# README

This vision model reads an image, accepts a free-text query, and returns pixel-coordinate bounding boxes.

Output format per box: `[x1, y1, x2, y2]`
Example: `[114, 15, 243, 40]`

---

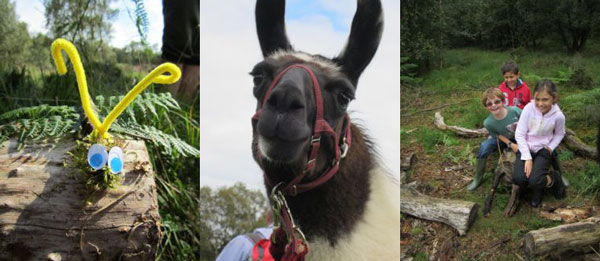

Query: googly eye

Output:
[108, 147, 124, 174]
[88, 144, 108, 170]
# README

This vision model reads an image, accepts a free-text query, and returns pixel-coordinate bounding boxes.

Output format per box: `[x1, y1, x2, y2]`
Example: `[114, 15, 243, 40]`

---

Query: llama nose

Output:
[266, 84, 305, 113]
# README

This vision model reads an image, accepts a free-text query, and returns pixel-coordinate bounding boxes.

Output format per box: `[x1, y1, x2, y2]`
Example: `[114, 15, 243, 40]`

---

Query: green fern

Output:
[111, 122, 199, 158]
[131, 0, 149, 44]
[0, 105, 79, 149]
[0, 92, 198, 159]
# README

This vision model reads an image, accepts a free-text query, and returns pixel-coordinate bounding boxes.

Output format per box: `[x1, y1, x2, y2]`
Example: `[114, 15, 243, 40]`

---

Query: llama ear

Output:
[336, 0, 383, 86]
[255, 0, 292, 57]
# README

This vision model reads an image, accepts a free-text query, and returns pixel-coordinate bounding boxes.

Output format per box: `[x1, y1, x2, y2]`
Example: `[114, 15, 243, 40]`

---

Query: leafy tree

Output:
[199, 183, 268, 260]
[552, 0, 600, 52]
[0, 0, 31, 69]
[44, 0, 117, 63]
[401, 0, 443, 74]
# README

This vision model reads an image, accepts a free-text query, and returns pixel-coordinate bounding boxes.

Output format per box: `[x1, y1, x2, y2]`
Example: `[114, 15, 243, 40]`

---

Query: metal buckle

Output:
[340, 137, 349, 158]
[310, 135, 321, 144]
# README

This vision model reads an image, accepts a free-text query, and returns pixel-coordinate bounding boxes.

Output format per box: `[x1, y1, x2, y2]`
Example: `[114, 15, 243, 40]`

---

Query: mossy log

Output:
[400, 186, 479, 236]
[524, 217, 600, 258]
[0, 138, 161, 260]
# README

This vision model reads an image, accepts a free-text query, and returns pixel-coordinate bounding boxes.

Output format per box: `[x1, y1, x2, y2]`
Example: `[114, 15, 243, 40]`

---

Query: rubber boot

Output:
[529, 188, 543, 208]
[467, 158, 486, 191]
[549, 171, 566, 199]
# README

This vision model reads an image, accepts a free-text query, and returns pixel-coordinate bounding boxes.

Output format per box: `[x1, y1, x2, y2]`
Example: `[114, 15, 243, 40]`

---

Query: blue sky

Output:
[14, 0, 164, 49]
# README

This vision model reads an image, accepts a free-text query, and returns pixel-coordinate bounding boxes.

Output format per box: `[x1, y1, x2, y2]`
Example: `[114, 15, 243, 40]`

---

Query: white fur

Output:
[269, 50, 342, 74]
[306, 165, 401, 260]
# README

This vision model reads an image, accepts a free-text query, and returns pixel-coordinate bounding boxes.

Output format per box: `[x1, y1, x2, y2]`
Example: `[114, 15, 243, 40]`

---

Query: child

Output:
[467, 88, 522, 190]
[513, 79, 566, 207]
[498, 60, 531, 109]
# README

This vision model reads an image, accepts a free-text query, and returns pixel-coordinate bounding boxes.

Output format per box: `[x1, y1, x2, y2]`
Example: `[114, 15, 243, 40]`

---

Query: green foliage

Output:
[0, 0, 31, 69]
[573, 162, 600, 196]
[558, 150, 575, 162]
[0, 105, 78, 148]
[131, 0, 149, 44]
[444, 144, 476, 166]
[401, 0, 443, 74]
[561, 88, 600, 127]
[199, 183, 268, 260]
[401, 57, 419, 86]
[415, 127, 458, 154]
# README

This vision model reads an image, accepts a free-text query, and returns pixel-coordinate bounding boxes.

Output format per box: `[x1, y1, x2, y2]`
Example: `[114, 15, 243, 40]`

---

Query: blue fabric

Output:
[477, 137, 500, 159]
[216, 227, 273, 261]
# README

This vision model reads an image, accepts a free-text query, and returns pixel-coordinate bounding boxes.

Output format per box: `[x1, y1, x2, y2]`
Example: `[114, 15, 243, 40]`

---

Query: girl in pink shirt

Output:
[513, 79, 566, 207]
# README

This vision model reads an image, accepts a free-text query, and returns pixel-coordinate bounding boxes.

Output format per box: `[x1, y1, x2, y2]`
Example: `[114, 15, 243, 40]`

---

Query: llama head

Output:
[251, 0, 383, 184]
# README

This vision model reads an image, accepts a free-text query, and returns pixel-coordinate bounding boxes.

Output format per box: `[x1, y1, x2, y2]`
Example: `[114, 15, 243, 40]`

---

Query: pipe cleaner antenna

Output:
[50, 38, 181, 141]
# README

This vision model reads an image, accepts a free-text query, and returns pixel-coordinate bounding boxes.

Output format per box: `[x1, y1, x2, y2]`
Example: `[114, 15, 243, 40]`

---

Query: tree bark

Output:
[0, 138, 161, 260]
[524, 217, 600, 258]
[400, 186, 479, 236]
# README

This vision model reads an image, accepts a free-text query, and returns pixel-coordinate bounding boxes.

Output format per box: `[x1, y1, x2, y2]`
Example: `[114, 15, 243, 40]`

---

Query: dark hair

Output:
[534, 79, 559, 103]
[501, 60, 519, 75]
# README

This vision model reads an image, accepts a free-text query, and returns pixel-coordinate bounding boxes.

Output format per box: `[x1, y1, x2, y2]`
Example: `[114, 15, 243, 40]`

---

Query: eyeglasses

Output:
[486, 99, 502, 107]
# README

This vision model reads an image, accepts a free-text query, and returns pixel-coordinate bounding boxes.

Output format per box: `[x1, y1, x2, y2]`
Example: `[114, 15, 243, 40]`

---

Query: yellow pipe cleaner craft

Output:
[51, 38, 181, 141]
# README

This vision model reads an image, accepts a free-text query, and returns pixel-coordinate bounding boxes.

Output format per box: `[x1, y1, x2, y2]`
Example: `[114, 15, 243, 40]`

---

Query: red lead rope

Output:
[251, 64, 352, 260]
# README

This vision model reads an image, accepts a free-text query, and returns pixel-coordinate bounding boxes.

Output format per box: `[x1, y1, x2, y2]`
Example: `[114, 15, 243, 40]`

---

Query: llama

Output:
[250, 0, 400, 259]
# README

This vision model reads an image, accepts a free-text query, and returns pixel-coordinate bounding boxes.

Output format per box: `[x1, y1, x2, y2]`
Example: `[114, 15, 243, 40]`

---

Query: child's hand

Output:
[545, 146, 552, 154]
[525, 160, 533, 178]
[510, 143, 518, 153]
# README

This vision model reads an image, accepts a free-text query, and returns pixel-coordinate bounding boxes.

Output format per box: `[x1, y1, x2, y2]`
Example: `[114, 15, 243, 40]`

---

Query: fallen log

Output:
[524, 216, 600, 258]
[0, 138, 161, 260]
[433, 112, 487, 138]
[434, 111, 598, 160]
[400, 185, 479, 236]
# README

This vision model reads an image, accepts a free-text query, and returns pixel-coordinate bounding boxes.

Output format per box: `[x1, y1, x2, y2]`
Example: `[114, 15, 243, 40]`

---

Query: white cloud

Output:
[14, 0, 47, 35]
[200, 0, 399, 193]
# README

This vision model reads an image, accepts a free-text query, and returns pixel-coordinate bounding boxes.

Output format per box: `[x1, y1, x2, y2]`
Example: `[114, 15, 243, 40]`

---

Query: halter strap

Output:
[252, 64, 351, 196]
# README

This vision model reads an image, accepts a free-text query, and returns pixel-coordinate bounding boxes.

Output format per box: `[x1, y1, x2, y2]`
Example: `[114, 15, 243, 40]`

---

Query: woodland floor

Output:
[400, 87, 600, 261]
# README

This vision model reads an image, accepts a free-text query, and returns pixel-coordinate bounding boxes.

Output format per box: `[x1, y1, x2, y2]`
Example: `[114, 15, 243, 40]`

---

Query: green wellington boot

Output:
[467, 158, 486, 191]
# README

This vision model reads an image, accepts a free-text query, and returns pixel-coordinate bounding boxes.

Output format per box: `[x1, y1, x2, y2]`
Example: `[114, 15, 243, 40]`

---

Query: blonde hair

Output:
[481, 88, 505, 107]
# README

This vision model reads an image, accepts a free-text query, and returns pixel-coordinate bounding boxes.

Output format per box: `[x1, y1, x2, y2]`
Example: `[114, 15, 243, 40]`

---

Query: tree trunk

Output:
[524, 217, 600, 258]
[400, 186, 479, 236]
[0, 138, 161, 260]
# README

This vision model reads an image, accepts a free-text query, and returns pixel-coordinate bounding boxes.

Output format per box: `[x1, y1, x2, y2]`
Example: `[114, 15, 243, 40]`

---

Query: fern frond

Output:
[111, 122, 199, 158]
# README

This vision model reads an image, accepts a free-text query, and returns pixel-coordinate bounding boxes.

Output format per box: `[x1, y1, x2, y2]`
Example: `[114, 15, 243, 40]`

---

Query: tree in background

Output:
[199, 183, 268, 260]
[44, 0, 117, 63]
[0, 0, 31, 69]
[401, 0, 443, 75]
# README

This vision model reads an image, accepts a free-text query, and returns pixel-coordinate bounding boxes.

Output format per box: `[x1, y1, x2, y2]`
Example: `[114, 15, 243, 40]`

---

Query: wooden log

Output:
[434, 111, 598, 160]
[401, 153, 417, 171]
[0, 138, 161, 260]
[563, 129, 598, 159]
[400, 185, 479, 236]
[524, 217, 600, 257]
[433, 112, 488, 138]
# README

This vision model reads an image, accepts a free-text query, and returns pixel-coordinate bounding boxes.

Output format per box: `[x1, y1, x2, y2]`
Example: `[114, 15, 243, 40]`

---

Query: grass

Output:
[402, 45, 600, 259]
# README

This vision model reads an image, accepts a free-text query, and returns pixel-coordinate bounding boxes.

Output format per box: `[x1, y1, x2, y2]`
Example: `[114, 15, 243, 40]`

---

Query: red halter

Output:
[251, 64, 352, 196]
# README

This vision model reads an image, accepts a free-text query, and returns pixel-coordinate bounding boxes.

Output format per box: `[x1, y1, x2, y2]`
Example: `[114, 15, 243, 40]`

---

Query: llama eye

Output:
[338, 92, 354, 108]
[88, 144, 108, 170]
[249, 71, 265, 86]
[108, 147, 124, 174]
